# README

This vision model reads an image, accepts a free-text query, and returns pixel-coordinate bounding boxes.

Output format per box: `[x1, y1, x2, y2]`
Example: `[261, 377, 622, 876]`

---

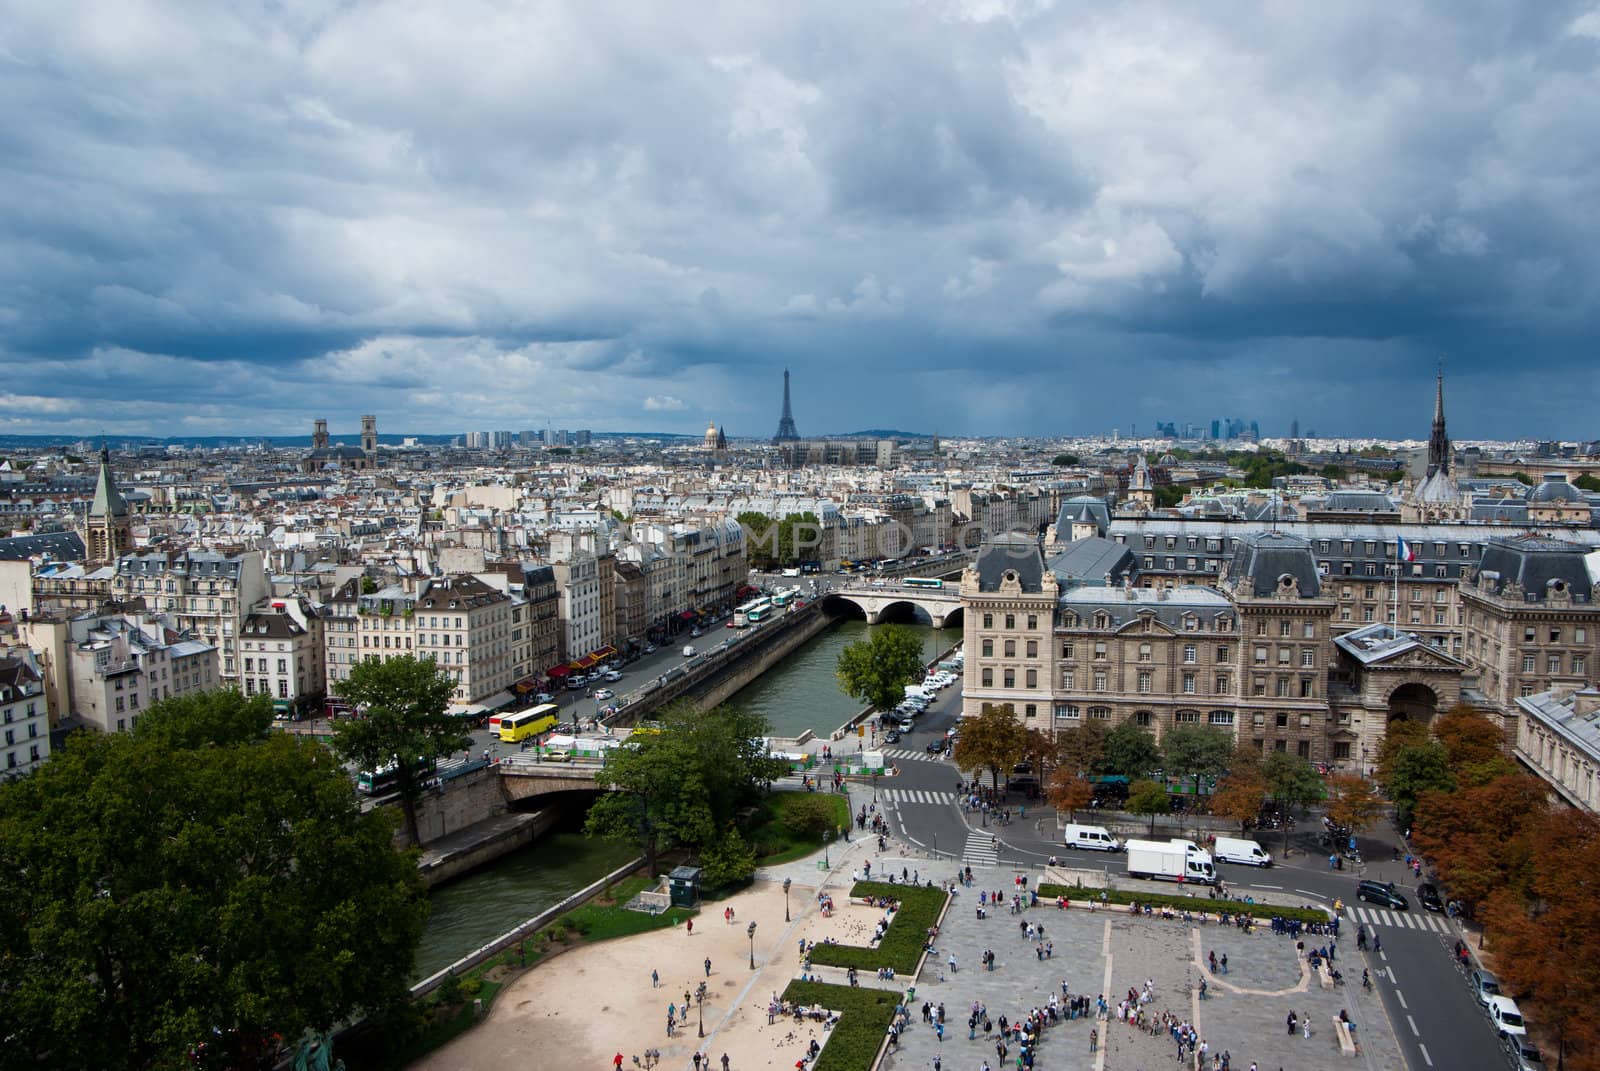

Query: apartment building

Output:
[0, 655, 49, 778]
[111, 549, 269, 683]
[238, 597, 325, 716]
[1514, 685, 1600, 814]
[62, 613, 218, 734]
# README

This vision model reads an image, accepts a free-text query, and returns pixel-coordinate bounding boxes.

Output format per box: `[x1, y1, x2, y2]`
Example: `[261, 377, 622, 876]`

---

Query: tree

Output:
[1210, 768, 1268, 832]
[1432, 706, 1508, 774]
[1412, 773, 1548, 912]
[1051, 454, 1080, 467]
[736, 510, 822, 567]
[1261, 751, 1324, 855]
[1160, 725, 1234, 797]
[698, 827, 758, 888]
[1125, 779, 1171, 834]
[330, 655, 468, 846]
[0, 692, 426, 1070]
[951, 703, 1030, 792]
[1153, 484, 1186, 509]
[1022, 727, 1058, 780]
[1323, 775, 1385, 835]
[836, 624, 926, 714]
[1575, 473, 1600, 494]
[1385, 741, 1455, 824]
[1320, 464, 1347, 481]
[1047, 770, 1094, 821]
[1056, 720, 1107, 777]
[1101, 720, 1160, 778]
[1374, 719, 1430, 784]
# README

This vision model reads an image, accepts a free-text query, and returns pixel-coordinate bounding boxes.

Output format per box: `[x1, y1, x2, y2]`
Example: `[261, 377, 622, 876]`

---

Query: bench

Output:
[1316, 961, 1335, 989]
[1333, 1018, 1358, 1057]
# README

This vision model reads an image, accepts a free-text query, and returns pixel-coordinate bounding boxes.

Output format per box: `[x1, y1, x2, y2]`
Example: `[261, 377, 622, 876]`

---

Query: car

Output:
[1416, 882, 1444, 913]
[534, 692, 554, 703]
[896, 718, 915, 733]
[926, 739, 947, 754]
[566, 678, 585, 690]
[643, 644, 656, 653]
[1506, 1037, 1544, 1071]
[1471, 968, 1503, 1008]
[1356, 879, 1409, 910]
[1487, 994, 1527, 1038]
[592, 688, 615, 701]
[883, 730, 901, 744]
[603, 671, 623, 682]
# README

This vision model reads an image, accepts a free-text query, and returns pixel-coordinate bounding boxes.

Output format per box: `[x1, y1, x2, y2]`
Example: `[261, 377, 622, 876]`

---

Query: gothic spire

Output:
[1427, 362, 1450, 476]
[89, 444, 128, 519]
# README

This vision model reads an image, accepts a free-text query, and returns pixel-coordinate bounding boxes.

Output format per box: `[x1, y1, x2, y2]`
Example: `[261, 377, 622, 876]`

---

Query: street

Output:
[873, 686, 1515, 1071]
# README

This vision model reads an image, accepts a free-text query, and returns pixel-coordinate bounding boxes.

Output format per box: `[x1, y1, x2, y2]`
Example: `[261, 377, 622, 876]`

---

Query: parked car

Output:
[896, 717, 915, 733]
[1356, 879, 1409, 910]
[1506, 1037, 1544, 1071]
[534, 692, 554, 703]
[1471, 968, 1503, 1008]
[1416, 882, 1444, 913]
[643, 644, 656, 653]
[1487, 994, 1528, 1039]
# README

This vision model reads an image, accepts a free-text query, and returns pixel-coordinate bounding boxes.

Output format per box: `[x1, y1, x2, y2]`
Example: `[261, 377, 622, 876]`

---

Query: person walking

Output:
[1221, 953, 1228, 973]
[1303, 1010, 1312, 1039]
[1287, 1009, 1298, 1035]
[1089, 1027, 1098, 1053]
[721, 1055, 730, 1071]
[704, 957, 712, 978]
[651, 968, 659, 988]
[687, 918, 694, 936]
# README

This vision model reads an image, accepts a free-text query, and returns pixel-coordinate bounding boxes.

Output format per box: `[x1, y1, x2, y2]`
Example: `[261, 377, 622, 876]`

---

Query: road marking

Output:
[1394, 988, 1408, 1010]
[1407, 1014, 1420, 1037]
[963, 831, 999, 866]
[1248, 883, 1284, 890]
[1295, 888, 1323, 898]
[1418, 1043, 1433, 1067]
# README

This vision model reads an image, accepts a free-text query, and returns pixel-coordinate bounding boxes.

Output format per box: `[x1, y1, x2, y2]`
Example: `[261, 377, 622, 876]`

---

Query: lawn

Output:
[1036, 882, 1329, 923]
[557, 874, 695, 940]
[747, 790, 851, 865]
[806, 880, 949, 973]
[781, 979, 900, 1071]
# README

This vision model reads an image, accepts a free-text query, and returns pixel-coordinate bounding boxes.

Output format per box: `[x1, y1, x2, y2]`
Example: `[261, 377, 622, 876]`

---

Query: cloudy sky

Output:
[3, 1, 1599, 441]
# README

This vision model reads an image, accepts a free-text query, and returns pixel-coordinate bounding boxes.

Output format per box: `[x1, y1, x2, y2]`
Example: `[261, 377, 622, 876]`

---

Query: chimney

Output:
[1574, 689, 1600, 719]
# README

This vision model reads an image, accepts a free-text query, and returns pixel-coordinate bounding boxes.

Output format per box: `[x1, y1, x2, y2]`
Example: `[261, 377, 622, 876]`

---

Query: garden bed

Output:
[1037, 883, 1328, 923]
[806, 881, 949, 973]
[780, 979, 900, 1071]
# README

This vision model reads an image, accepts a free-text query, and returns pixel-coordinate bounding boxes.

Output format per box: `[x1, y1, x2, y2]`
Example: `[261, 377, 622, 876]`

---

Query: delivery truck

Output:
[1125, 839, 1216, 885]
[1212, 836, 1272, 867]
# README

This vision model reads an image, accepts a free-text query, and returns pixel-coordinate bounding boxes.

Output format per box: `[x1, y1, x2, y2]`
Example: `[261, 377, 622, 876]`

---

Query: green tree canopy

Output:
[1386, 741, 1457, 824]
[951, 703, 1030, 791]
[836, 624, 926, 713]
[0, 691, 426, 1070]
[1124, 778, 1171, 833]
[1101, 720, 1161, 778]
[736, 510, 823, 567]
[1055, 720, 1107, 776]
[1051, 454, 1080, 467]
[1153, 484, 1186, 509]
[1160, 724, 1235, 795]
[584, 702, 786, 875]
[331, 656, 469, 845]
[1261, 751, 1325, 813]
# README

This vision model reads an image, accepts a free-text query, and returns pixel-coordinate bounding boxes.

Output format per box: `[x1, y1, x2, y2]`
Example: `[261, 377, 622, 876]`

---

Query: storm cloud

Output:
[2, 0, 1598, 439]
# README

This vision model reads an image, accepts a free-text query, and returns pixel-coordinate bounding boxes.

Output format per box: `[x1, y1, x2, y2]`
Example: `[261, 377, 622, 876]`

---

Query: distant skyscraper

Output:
[1290, 418, 1300, 439]
[772, 369, 800, 443]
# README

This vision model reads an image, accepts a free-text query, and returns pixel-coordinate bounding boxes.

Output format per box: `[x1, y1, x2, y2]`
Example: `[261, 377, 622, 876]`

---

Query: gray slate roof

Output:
[1475, 535, 1595, 603]
[1046, 537, 1135, 589]
[1226, 530, 1322, 597]
[0, 530, 86, 562]
[973, 534, 1046, 592]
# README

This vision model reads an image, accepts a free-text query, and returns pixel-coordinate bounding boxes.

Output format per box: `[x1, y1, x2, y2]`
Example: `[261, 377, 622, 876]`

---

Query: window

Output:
[1548, 655, 1562, 675]
[1575, 655, 1587, 675]
[1254, 646, 1267, 664]
[1276, 678, 1290, 697]
[1256, 620, 1267, 635]
[1340, 607, 1351, 621]
[1055, 704, 1079, 720]
[1135, 711, 1152, 726]
[1550, 628, 1563, 643]
[1094, 613, 1110, 629]
[1138, 670, 1152, 693]
[1362, 607, 1375, 623]
[1278, 647, 1291, 665]
[1061, 670, 1075, 689]
[1138, 643, 1152, 662]
[1002, 670, 1015, 688]
[1183, 644, 1197, 663]
[1301, 677, 1314, 697]
[1024, 704, 1037, 718]
[983, 613, 993, 629]
[1253, 677, 1266, 696]
[1182, 672, 1196, 694]
[1183, 615, 1198, 631]
[1004, 640, 1016, 657]
[1275, 712, 1289, 728]
[1332, 742, 1351, 760]
[1523, 654, 1536, 673]
[1005, 614, 1015, 629]
[1093, 671, 1108, 691]
[1301, 649, 1315, 668]
[244, 657, 254, 672]
[982, 669, 993, 687]
[1577, 628, 1587, 643]
[1027, 615, 1038, 630]
[1216, 645, 1230, 662]
[1175, 710, 1200, 723]
[1216, 674, 1229, 693]
[1208, 711, 1234, 726]
[982, 640, 993, 656]
[1280, 620, 1292, 637]
[1525, 627, 1537, 642]
[1061, 642, 1075, 659]
[1094, 642, 1107, 659]
[1025, 669, 1037, 688]
[1297, 740, 1311, 758]
[1026, 640, 1038, 658]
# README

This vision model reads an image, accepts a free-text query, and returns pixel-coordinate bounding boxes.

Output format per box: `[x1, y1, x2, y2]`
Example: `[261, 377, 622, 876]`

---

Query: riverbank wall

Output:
[415, 809, 560, 888]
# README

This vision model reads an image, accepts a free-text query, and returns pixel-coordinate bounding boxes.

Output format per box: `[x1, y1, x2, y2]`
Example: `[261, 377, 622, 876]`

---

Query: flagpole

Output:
[1393, 535, 1401, 632]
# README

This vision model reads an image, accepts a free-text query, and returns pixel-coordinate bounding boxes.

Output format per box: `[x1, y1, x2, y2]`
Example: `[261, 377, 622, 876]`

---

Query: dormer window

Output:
[1093, 613, 1110, 629]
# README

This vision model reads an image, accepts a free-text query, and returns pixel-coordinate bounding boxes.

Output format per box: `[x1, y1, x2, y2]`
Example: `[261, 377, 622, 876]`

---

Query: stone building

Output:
[111, 549, 269, 685]
[238, 597, 325, 717]
[1514, 685, 1600, 814]
[84, 446, 132, 563]
[0, 655, 49, 778]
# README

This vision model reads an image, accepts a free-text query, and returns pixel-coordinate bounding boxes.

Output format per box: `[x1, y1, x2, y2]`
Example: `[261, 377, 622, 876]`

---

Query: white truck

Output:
[1125, 839, 1216, 885]
[1212, 836, 1273, 867]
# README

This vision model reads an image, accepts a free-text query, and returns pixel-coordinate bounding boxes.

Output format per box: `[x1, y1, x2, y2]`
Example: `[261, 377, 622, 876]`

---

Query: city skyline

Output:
[4, 2, 1599, 440]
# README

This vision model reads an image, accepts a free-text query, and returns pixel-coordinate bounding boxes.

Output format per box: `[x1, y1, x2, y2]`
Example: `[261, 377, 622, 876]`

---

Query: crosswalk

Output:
[881, 747, 949, 763]
[963, 830, 1000, 867]
[1349, 905, 1453, 933]
[879, 788, 958, 806]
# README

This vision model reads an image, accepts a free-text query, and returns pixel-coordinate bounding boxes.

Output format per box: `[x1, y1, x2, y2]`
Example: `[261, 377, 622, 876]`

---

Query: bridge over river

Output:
[820, 580, 964, 628]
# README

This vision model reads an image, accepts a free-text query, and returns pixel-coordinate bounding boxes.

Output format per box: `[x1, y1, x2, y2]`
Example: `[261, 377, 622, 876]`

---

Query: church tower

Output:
[361, 414, 377, 455]
[85, 445, 132, 564]
[312, 418, 329, 449]
[1426, 367, 1449, 476]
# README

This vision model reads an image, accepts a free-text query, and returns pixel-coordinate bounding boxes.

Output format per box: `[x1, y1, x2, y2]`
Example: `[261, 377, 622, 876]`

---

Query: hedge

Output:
[805, 881, 949, 973]
[1036, 883, 1328, 924]
[780, 979, 900, 1071]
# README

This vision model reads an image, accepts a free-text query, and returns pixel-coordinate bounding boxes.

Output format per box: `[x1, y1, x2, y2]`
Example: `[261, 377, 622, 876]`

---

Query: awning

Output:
[546, 664, 573, 678]
[591, 645, 618, 660]
[514, 675, 541, 695]
[678, 611, 697, 621]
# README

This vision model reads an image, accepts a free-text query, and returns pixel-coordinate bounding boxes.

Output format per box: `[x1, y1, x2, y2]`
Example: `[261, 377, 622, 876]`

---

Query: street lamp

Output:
[696, 981, 707, 1038]
[823, 829, 831, 869]
[783, 877, 792, 922]
[747, 920, 758, 970]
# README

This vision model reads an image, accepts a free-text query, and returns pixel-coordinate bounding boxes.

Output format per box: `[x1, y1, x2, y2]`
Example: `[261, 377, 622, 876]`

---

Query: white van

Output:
[1213, 836, 1272, 867]
[1062, 824, 1122, 852]
[1169, 838, 1216, 869]
[682, 645, 697, 658]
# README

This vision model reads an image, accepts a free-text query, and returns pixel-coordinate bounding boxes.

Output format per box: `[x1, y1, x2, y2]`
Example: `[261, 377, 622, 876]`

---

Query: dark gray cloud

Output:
[1, 0, 1598, 440]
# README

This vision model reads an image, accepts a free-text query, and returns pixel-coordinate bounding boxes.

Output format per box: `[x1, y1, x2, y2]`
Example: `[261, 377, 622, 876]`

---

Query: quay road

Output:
[872, 687, 1513, 1071]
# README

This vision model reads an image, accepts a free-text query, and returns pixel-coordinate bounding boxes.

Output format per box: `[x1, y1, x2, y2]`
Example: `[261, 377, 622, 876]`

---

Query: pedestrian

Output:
[1089, 1027, 1098, 1053]
[1287, 1010, 1297, 1035]
[705, 957, 712, 978]
[1221, 953, 1228, 974]
[615, 1055, 624, 1071]
[651, 968, 659, 988]
[687, 918, 694, 936]
[693, 1054, 702, 1071]
[722, 1056, 730, 1071]
[1303, 1010, 1312, 1039]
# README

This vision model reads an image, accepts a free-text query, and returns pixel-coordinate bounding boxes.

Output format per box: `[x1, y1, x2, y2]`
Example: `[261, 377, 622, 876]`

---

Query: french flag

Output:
[1397, 536, 1416, 562]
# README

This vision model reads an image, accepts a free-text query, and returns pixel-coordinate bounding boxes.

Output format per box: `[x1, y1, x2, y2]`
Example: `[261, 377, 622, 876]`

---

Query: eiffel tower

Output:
[772, 368, 800, 443]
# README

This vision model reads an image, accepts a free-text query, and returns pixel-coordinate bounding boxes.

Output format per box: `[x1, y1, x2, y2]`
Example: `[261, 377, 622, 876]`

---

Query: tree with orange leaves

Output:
[1432, 706, 1511, 783]
[1484, 808, 1600, 1070]
[1324, 774, 1385, 835]
[1210, 767, 1268, 832]
[1411, 772, 1547, 912]
[1047, 768, 1094, 821]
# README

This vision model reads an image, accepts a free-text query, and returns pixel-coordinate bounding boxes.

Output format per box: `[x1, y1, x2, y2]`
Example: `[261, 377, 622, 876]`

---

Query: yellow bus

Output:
[500, 703, 559, 743]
